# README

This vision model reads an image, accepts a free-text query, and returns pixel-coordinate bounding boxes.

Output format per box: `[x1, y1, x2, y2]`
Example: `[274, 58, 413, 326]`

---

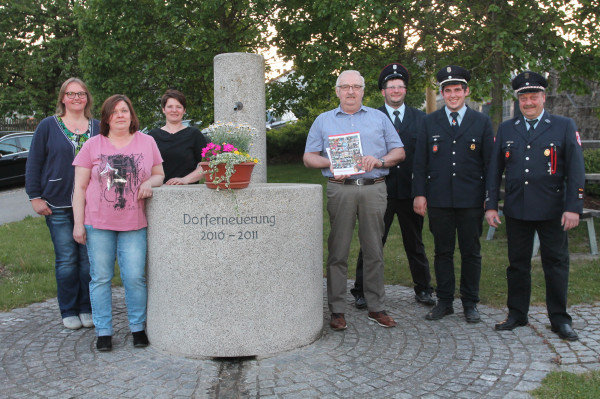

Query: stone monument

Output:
[146, 53, 323, 358]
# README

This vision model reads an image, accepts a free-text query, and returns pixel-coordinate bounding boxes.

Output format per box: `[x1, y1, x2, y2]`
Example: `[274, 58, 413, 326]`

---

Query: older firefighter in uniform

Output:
[485, 71, 585, 341]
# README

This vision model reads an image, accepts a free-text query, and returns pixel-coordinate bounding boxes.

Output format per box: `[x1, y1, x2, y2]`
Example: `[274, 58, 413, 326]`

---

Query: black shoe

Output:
[495, 316, 528, 331]
[463, 306, 481, 323]
[355, 295, 367, 309]
[551, 324, 579, 341]
[133, 330, 149, 347]
[415, 291, 436, 306]
[425, 302, 454, 320]
[96, 336, 112, 352]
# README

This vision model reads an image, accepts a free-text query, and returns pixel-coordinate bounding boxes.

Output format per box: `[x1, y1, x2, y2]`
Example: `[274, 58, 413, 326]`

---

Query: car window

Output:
[0, 138, 19, 156]
[17, 135, 33, 151]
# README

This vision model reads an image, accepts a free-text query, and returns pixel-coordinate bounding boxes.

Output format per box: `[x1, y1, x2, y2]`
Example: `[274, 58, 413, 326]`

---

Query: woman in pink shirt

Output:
[72, 94, 164, 352]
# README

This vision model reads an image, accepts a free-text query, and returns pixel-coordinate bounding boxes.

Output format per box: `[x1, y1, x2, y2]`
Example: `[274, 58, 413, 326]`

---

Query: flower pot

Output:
[200, 161, 255, 189]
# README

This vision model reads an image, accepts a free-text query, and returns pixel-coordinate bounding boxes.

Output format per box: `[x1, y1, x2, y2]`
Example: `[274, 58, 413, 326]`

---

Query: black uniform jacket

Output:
[379, 105, 426, 200]
[413, 106, 494, 208]
[485, 111, 585, 220]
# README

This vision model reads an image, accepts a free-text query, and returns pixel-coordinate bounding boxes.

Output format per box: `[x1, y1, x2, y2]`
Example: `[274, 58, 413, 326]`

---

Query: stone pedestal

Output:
[214, 53, 266, 183]
[146, 184, 323, 358]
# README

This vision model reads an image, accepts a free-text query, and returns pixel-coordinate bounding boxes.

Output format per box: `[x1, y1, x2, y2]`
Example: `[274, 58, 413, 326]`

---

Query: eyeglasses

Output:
[65, 91, 87, 99]
[337, 85, 364, 91]
[385, 85, 407, 90]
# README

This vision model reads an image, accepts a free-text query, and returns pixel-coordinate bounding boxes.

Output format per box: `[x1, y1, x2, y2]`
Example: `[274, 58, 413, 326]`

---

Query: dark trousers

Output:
[505, 215, 572, 326]
[353, 198, 432, 297]
[428, 207, 483, 306]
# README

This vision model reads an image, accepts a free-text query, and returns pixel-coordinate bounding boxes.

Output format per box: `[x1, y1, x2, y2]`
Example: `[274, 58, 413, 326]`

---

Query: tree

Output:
[432, 0, 600, 130]
[270, 0, 600, 130]
[269, 0, 444, 118]
[0, 0, 82, 118]
[433, 1, 575, 130]
[77, 0, 275, 127]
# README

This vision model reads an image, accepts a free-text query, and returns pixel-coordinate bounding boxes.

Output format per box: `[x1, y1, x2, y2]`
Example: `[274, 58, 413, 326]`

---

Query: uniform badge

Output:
[432, 144, 438, 153]
[579, 188, 584, 199]
[505, 150, 510, 159]
[544, 149, 550, 156]
[470, 144, 476, 150]
[576, 131, 582, 146]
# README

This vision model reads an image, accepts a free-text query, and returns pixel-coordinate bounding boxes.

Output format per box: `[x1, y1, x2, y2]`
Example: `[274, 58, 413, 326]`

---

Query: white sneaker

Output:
[79, 313, 94, 328]
[63, 316, 83, 330]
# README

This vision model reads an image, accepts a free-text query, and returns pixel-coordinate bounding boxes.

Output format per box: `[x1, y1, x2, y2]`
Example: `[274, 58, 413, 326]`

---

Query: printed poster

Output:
[326, 132, 365, 176]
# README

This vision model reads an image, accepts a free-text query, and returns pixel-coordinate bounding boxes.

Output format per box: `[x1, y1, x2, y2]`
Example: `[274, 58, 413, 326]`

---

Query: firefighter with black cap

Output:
[485, 71, 585, 341]
[413, 65, 494, 323]
[352, 63, 435, 309]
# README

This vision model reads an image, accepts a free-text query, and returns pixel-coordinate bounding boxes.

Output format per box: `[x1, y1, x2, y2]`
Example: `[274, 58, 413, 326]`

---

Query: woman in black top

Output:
[148, 89, 207, 184]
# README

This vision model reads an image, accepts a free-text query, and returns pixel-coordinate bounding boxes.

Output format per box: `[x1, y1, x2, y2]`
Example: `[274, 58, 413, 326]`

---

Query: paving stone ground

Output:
[1, 280, 598, 398]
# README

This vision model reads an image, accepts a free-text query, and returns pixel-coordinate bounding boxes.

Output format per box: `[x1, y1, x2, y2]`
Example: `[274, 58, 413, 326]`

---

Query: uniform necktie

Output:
[450, 112, 459, 130]
[393, 110, 401, 132]
[527, 119, 538, 132]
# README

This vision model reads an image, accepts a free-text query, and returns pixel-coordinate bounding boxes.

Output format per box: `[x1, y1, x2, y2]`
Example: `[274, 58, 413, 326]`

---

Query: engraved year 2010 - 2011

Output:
[199, 230, 259, 241]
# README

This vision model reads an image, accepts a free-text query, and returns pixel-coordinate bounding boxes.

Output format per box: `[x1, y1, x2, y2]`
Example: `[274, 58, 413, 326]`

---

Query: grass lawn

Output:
[1, 162, 599, 311]
[268, 162, 600, 309]
[531, 370, 600, 398]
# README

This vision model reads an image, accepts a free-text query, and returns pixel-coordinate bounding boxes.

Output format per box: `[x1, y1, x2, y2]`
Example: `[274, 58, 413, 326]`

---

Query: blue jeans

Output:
[85, 226, 148, 337]
[45, 208, 91, 318]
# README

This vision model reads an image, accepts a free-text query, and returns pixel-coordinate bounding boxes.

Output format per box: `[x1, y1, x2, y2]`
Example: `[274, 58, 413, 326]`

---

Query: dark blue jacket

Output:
[26, 116, 100, 208]
[379, 105, 425, 200]
[485, 111, 585, 220]
[413, 106, 494, 208]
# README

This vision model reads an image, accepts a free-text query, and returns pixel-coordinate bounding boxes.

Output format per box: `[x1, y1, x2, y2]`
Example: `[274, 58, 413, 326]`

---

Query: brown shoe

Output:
[330, 313, 347, 330]
[368, 311, 396, 328]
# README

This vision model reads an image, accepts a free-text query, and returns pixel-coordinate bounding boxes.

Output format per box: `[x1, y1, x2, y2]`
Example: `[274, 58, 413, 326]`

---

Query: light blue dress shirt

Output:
[445, 105, 467, 126]
[385, 103, 405, 123]
[524, 109, 544, 130]
[305, 105, 403, 178]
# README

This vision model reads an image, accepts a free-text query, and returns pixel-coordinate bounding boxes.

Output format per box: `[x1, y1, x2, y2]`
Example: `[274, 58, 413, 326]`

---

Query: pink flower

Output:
[223, 143, 237, 153]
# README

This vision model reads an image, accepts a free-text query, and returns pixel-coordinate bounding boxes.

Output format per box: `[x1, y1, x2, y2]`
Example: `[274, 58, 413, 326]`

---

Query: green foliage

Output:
[584, 149, 600, 173]
[270, 0, 600, 129]
[584, 148, 600, 196]
[266, 119, 310, 164]
[204, 122, 256, 153]
[269, 0, 435, 119]
[532, 370, 600, 398]
[0, 0, 82, 118]
[76, 0, 274, 127]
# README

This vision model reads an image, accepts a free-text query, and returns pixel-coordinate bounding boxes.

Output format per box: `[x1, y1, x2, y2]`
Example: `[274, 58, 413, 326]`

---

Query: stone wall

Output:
[545, 74, 600, 141]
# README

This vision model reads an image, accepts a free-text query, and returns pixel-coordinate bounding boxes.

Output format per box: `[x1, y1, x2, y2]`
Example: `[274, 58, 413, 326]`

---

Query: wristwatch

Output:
[378, 158, 385, 168]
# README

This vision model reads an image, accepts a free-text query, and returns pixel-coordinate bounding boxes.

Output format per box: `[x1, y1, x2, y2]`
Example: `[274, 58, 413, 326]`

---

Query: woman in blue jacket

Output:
[26, 78, 100, 330]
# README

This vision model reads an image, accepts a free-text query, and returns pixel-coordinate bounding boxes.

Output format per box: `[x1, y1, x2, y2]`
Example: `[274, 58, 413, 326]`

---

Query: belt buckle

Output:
[355, 179, 364, 186]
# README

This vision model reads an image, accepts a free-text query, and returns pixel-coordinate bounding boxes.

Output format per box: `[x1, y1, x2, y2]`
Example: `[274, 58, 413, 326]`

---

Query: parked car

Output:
[266, 110, 297, 130]
[0, 131, 34, 187]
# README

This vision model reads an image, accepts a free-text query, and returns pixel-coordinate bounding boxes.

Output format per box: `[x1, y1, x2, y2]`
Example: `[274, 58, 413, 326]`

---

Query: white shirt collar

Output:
[385, 103, 405, 122]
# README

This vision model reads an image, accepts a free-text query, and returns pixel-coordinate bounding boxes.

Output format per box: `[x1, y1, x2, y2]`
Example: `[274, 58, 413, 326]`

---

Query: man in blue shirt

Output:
[304, 70, 405, 330]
